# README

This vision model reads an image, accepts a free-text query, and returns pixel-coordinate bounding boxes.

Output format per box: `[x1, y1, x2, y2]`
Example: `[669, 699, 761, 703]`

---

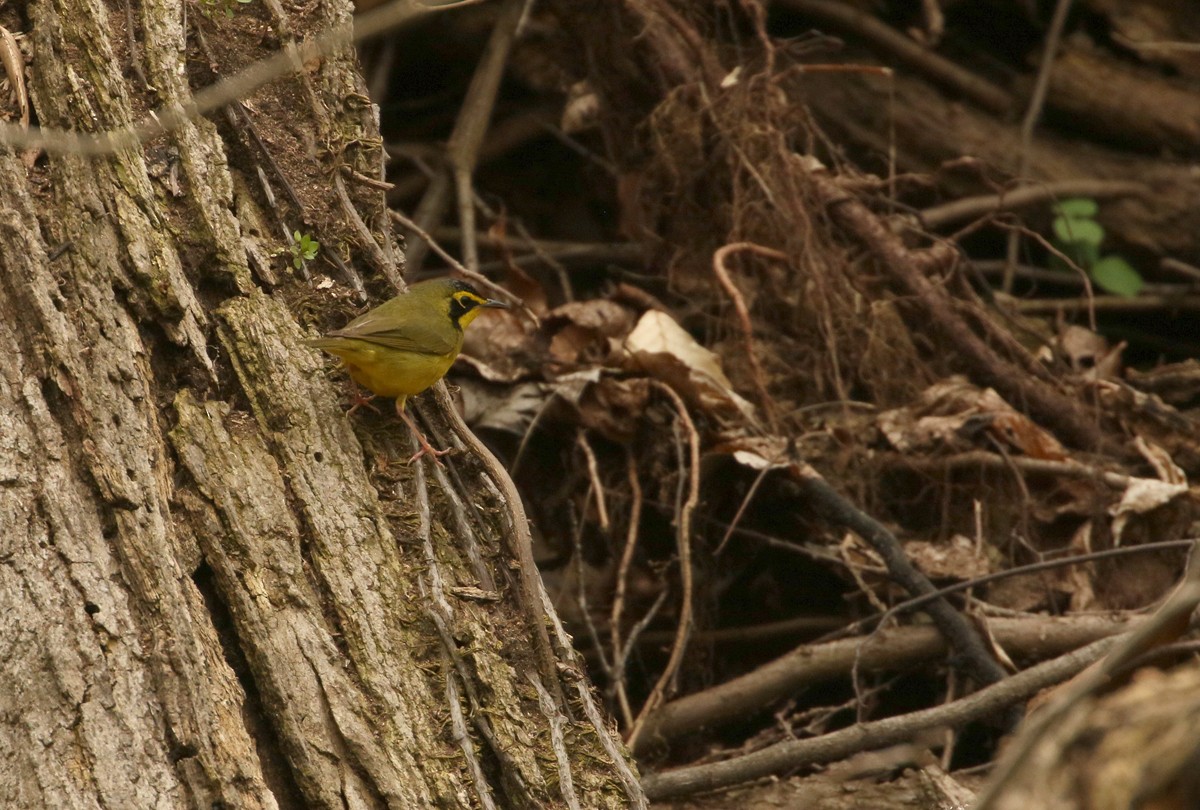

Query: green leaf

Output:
[1090, 256, 1143, 297]
[1067, 240, 1101, 270]
[1053, 198, 1098, 219]
[1052, 216, 1104, 247]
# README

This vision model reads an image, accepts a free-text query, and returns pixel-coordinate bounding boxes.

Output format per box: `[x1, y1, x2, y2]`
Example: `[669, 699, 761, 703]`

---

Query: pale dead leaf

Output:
[1110, 477, 1188, 546]
[1055, 324, 1125, 380]
[561, 80, 599, 133]
[1110, 437, 1189, 545]
[904, 534, 992, 581]
[1059, 324, 1108, 369]
[547, 368, 603, 402]
[839, 532, 889, 612]
[1066, 521, 1097, 612]
[972, 614, 1017, 672]
[730, 448, 790, 471]
[795, 154, 826, 173]
[1133, 436, 1187, 485]
[457, 379, 546, 435]
[1089, 341, 1125, 381]
[623, 309, 756, 422]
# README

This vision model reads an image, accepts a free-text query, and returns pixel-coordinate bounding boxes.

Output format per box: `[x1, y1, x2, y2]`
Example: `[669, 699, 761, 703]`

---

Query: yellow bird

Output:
[308, 277, 508, 462]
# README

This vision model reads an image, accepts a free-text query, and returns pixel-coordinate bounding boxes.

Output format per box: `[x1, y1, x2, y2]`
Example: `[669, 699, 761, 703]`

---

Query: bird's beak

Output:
[483, 298, 509, 309]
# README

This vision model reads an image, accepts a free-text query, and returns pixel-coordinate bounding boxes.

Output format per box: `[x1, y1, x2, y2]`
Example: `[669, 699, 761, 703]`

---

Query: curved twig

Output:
[712, 242, 788, 433]
[610, 450, 644, 728]
[626, 382, 700, 750]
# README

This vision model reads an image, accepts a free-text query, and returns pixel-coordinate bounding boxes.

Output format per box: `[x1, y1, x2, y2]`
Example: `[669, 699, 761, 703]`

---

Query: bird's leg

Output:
[396, 399, 452, 465]
[345, 384, 380, 416]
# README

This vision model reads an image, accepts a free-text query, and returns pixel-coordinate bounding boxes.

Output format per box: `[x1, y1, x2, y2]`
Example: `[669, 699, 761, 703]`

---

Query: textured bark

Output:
[0, 0, 640, 807]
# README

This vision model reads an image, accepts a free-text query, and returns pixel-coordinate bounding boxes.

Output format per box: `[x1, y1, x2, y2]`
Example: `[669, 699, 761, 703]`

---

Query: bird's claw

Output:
[345, 390, 381, 416]
[408, 441, 452, 466]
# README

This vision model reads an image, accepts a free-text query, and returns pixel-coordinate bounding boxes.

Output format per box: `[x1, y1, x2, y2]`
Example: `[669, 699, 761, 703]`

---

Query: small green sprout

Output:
[290, 231, 320, 270]
[1050, 198, 1142, 298]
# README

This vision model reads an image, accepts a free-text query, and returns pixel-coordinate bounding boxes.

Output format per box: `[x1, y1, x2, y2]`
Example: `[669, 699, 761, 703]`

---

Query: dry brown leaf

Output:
[460, 305, 536, 382]
[878, 376, 1066, 459]
[622, 309, 756, 422]
[1110, 437, 1189, 546]
[1134, 436, 1187, 485]
[576, 377, 650, 443]
[987, 573, 1052, 613]
[987, 411, 1068, 460]
[1110, 478, 1189, 546]
[972, 613, 1017, 673]
[552, 299, 637, 335]
[839, 532, 890, 612]
[498, 255, 551, 315]
[1096, 379, 1200, 472]
[458, 379, 546, 436]
[1059, 325, 1109, 369]
[1029, 477, 1105, 524]
[561, 80, 599, 134]
[904, 534, 992, 582]
[536, 369, 649, 443]
[545, 299, 636, 366]
[728, 444, 791, 470]
[1038, 323, 1125, 381]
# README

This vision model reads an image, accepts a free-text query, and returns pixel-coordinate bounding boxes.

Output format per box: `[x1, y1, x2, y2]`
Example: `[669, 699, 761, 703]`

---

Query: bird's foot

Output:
[396, 402, 452, 466]
[407, 439, 452, 466]
[345, 390, 380, 416]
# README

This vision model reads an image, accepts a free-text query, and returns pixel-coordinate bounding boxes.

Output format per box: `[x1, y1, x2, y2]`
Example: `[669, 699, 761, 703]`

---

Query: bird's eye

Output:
[448, 291, 482, 325]
[454, 292, 483, 310]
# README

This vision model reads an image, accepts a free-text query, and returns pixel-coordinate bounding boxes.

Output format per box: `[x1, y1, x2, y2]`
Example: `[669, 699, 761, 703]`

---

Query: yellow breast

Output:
[321, 341, 459, 400]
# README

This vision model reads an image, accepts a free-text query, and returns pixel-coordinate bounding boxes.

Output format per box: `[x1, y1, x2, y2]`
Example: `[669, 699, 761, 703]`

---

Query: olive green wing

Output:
[328, 299, 459, 357]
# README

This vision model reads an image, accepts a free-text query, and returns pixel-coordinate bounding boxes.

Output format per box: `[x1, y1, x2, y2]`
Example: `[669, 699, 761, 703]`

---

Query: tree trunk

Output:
[0, 0, 642, 807]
